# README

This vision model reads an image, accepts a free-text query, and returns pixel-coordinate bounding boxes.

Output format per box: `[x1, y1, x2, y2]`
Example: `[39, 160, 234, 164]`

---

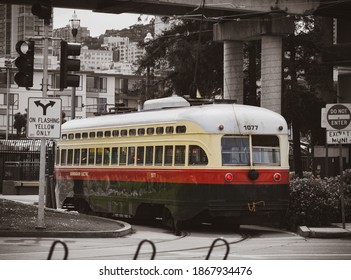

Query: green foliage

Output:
[285, 171, 351, 229]
[13, 112, 27, 135]
[137, 20, 223, 98]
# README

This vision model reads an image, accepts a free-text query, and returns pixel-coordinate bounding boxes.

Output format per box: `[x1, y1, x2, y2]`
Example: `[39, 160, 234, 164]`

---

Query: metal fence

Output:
[0, 140, 55, 193]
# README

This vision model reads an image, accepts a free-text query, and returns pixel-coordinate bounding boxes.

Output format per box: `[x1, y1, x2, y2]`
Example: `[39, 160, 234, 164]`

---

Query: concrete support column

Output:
[223, 41, 243, 102]
[261, 35, 283, 114]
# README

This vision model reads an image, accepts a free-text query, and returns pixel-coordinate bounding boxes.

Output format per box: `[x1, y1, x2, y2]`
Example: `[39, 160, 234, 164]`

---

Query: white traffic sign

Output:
[27, 97, 62, 139]
[327, 130, 351, 144]
[325, 103, 351, 131]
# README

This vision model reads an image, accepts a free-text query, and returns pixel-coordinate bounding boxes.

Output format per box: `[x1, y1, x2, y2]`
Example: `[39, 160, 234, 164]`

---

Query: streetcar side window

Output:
[155, 146, 163, 165]
[137, 147, 145, 165]
[60, 149, 67, 165]
[74, 149, 80, 165]
[189, 145, 208, 165]
[221, 136, 249, 165]
[176, 125, 186, 133]
[103, 148, 110, 165]
[67, 149, 73, 165]
[81, 148, 87, 165]
[165, 145, 173, 165]
[175, 145, 186, 166]
[96, 148, 103, 165]
[252, 135, 280, 166]
[119, 147, 127, 165]
[166, 126, 174, 134]
[111, 147, 118, 165]
[156, 127, 164, 134]
[145, 146, 154, 165]
[88, 148, 95, 165]
[138, 128, 145, 136]
[147, 128, 154, 135]
[128, 147, 135, 165]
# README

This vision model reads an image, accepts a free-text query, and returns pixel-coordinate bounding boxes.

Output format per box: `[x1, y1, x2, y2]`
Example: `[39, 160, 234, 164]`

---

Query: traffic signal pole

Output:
[36, 19, 49, 229]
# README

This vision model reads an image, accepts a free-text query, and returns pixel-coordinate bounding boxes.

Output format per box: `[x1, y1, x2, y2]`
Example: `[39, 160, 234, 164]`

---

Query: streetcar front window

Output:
[221, 136, 249, 165]
[252, 135, 280, 166]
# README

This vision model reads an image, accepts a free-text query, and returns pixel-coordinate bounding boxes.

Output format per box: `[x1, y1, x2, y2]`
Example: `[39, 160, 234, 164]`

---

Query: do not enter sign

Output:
[326, 103, 351, 131]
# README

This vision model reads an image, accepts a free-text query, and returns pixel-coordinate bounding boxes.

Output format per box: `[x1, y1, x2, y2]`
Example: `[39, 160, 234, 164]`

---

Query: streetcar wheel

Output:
[74, 199, 92, 215]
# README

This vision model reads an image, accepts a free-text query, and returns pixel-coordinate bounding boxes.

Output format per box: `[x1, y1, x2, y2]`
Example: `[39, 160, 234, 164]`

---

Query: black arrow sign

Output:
[34, 100, 56, 116]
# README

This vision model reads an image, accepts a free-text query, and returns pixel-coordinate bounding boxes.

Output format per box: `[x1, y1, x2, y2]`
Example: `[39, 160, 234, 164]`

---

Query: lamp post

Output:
[70, 11, 80, 120]
[144, 33, 153, 101]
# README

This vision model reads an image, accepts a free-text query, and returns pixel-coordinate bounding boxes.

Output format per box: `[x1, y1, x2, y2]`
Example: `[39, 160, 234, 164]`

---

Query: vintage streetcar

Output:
[54, 96, 289, 232]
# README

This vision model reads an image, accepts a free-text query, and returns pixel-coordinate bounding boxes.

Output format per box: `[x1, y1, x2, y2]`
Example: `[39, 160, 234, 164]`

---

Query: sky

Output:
[53, 8, 151, 37]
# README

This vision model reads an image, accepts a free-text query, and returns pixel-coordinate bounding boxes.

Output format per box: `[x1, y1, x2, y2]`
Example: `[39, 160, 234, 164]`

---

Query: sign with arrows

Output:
[27, 97, 62, 139]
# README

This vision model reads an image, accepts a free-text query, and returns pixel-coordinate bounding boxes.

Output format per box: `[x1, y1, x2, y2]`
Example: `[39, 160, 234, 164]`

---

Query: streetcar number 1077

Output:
[243, 125, 258, 130]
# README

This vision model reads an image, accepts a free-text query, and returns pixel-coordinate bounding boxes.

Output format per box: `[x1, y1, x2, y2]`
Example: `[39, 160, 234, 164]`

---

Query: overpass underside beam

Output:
[92, 0, 319, 17]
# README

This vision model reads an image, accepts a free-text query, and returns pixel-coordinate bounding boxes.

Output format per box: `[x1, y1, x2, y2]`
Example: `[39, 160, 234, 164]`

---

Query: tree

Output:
[137, 19, 223, 98]
[283, 15, 334, 177]
[13, 112, 27, 136]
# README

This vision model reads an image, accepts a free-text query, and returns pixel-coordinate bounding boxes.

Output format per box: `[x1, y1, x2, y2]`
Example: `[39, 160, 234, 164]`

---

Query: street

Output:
[1, 223, 351, 260]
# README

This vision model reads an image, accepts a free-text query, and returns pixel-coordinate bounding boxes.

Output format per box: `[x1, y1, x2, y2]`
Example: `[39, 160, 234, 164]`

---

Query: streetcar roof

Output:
[62, 98, 288, 135]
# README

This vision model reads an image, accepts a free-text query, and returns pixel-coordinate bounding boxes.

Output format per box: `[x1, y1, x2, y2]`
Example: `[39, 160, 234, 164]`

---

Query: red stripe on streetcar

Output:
[55, 167, 289, 185]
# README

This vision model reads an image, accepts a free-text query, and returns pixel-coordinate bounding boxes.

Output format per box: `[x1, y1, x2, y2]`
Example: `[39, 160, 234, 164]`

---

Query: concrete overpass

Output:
[0, 0, 349, 18]
[1, 0, 350, 113]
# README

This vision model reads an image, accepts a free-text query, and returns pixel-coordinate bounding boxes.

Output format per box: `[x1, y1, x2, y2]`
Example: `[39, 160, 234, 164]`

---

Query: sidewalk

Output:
[298, 224, 351, 238]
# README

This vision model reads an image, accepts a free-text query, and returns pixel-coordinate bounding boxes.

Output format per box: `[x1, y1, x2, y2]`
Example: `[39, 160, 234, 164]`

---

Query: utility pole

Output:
[5, 58, 12, 140]
[31, 2, 52, 229]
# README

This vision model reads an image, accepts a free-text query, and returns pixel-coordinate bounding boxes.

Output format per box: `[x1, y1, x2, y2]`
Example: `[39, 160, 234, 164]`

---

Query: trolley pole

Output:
[36, 20, 49, 229]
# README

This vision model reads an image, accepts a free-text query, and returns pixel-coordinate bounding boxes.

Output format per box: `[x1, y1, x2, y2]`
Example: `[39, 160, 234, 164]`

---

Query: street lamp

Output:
[70, 10, 80, 42]
[70, 11, 80, 120]
[144, 33, 153, 101]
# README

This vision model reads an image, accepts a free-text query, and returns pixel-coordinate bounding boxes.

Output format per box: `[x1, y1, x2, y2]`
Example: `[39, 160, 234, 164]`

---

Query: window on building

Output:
[86, 76, 107, 93]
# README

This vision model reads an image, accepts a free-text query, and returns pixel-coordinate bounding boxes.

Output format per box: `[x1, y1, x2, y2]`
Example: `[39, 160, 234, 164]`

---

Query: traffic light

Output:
[14, 40, 34, 88]
[60, 40, 81, 90]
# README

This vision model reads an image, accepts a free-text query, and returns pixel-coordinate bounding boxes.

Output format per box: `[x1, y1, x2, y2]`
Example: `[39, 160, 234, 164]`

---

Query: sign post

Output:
[325, 103, 350, 229]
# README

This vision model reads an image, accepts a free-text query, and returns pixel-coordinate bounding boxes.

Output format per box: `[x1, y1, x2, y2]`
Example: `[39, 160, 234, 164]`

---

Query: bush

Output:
[285, 170, 351, 230]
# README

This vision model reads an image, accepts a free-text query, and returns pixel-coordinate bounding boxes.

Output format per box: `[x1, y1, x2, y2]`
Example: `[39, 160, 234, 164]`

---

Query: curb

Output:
[298, 226, 351, 238]
[0, 220, 133, 238]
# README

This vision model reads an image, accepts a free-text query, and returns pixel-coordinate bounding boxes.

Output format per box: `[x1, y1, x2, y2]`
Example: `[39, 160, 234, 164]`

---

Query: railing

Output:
[4, 161, 40, 181]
